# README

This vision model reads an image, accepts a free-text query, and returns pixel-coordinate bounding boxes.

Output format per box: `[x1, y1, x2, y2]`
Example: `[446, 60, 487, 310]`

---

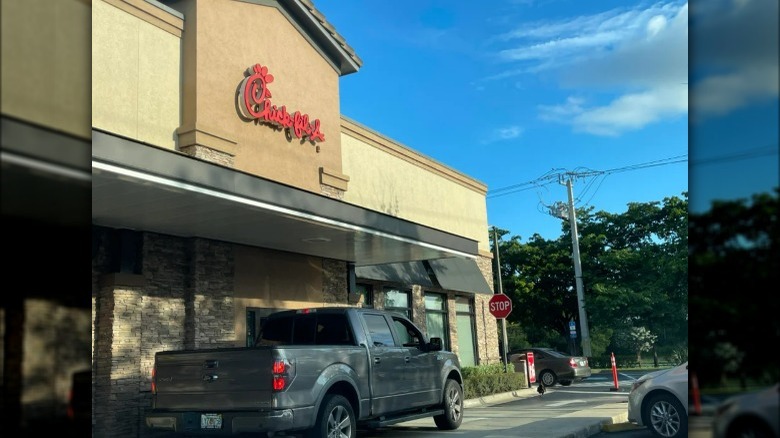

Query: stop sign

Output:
[489, 294, 512, 319]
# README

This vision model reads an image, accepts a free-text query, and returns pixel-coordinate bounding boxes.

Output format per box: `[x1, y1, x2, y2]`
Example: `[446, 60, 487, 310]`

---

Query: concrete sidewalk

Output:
[463, 388, 633, 438]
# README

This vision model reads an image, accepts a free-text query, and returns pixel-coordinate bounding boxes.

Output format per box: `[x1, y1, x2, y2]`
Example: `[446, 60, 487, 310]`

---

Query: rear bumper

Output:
[558, 368, 592, 382]
[145, 408, 309, 435]
[572, 368, 592, 379]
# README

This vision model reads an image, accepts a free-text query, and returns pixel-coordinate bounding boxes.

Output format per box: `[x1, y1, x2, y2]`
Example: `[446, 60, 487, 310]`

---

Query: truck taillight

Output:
[151, 366, 157, 395]
[272, 360, 290, 392]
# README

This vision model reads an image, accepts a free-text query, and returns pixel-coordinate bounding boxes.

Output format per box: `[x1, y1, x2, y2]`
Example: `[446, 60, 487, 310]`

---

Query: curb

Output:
[601, 421, 643, 433]
[464, 388, 537, 408]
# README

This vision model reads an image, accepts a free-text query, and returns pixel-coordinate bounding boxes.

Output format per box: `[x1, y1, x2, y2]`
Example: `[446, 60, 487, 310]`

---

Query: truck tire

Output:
[433, 379, 463, 430]
[307, 394, 356, 438]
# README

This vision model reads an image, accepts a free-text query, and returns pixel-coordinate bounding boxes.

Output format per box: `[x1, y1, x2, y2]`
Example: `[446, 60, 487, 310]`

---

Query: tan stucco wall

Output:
[1, 0, 90, 139]
[233, 244, 324, 303]
[172, 0, 343, 192]
[341, 120, 491, 252]
[233, 244, 350, 348]
[92, 0, 182, 149]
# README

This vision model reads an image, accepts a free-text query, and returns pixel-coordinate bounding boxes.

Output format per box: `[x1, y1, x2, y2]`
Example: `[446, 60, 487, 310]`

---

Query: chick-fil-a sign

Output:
[238, 64, 325, 143]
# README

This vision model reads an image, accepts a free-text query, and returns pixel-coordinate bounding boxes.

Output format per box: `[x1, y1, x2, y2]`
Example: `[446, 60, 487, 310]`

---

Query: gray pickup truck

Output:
[145, 307, 464, 437]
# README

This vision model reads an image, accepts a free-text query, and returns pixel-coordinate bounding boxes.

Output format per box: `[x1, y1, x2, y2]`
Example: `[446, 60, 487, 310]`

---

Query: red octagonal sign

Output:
[489, 294, 512, 319]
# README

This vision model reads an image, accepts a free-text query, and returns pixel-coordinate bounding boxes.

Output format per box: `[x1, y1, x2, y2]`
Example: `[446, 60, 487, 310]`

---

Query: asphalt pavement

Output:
[366, 371, 642, 438]
[461, 386, 631, 438]
[447, 369, 716, 438]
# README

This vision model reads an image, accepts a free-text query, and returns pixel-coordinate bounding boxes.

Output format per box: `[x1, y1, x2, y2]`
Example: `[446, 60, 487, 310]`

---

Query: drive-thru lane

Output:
[355, 371, 634, 438]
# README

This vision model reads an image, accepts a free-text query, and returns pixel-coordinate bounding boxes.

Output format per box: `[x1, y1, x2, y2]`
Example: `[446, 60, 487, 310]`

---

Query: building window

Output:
[355, 283, 374, 308]
[455, 296, 477, 367]
[384, 287, 411, 319]
[424, 293, 449, 351]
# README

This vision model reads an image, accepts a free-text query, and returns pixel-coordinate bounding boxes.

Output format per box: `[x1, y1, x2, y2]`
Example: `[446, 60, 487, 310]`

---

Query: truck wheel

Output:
[307, 394, 356, 438]
[433, 379, 463, 430]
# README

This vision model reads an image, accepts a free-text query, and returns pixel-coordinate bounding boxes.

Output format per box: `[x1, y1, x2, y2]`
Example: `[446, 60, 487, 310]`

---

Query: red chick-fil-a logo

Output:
[238, 64, 325, 143]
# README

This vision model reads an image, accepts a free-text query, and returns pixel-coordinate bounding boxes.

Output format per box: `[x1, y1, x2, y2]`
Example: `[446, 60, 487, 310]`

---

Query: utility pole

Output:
[560, 176, 592, 357]
[492, 226, 509, 369]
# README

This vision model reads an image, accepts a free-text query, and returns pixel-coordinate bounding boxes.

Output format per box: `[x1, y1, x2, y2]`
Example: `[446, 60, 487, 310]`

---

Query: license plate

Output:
[201, 413, 222, 429]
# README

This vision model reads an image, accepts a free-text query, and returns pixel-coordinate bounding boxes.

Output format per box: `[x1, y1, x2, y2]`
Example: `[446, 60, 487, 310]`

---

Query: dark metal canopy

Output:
[428, 257, 493, 295]
[91, 129, 479, 266]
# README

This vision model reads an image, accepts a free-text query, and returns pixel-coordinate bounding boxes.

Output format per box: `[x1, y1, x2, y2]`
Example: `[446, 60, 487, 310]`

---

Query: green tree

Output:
[491, 193, 689, 363]
[689, 189, 779, 387]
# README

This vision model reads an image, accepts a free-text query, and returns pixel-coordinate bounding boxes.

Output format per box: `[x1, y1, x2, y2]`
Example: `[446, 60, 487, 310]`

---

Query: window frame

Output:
[383, 286, 412, 319]
[424, 292, 450, 350]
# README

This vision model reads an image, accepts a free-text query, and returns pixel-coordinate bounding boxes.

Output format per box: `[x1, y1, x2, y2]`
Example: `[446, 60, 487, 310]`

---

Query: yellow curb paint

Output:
[602, 422, 643, 432]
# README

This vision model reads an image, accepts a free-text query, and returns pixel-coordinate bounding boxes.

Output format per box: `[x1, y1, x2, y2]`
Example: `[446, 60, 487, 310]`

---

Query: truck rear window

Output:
[257, 314, 354, 346]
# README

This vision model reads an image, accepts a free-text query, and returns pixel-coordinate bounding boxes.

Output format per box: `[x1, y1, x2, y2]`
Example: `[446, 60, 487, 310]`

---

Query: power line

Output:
[487, 154, 687, 199]
[487, 144, 779, 200]
[690, 144, 778, 166]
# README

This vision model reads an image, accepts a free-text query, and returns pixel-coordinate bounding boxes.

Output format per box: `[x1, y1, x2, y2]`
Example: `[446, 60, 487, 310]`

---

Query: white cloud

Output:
[496, 2, 684, 68]
[482, 126, 524, 144]
[540, 85, 688, 136]
[491, 1, 689, 136]
[646, 15, 667, 37]
[690, 0, 779, 121]
[538, 97, 585, 122]
[693, 66, 778, 119]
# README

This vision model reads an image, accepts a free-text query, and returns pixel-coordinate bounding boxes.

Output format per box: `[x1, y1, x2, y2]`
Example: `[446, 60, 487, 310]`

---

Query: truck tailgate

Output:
[153, 348, 275, 410]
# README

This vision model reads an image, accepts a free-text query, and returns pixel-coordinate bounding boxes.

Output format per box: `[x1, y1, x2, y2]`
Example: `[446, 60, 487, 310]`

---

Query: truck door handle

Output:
[374, 357, 381, 364]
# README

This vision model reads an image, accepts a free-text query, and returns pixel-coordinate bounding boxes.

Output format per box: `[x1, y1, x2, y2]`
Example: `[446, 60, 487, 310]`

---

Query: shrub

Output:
[462, 363, 527, 399]
[462, 363, 510, 379]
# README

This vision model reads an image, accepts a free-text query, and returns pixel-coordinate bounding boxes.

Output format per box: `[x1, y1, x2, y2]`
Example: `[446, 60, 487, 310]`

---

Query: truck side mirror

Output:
[428, 337, 443, 352]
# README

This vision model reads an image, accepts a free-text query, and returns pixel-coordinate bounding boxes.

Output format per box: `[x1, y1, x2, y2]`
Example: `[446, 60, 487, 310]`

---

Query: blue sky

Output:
[314, 0, 777, 241]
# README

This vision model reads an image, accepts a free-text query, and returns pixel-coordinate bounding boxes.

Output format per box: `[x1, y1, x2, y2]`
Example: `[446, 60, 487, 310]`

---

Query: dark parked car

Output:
[508, 347, 591, 386]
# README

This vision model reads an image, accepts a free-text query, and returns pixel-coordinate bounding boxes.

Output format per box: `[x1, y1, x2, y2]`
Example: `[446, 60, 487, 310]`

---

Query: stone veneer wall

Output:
[320, 184, 345, 200]
[411, 285, 426, 332]
[445, 292, 460, 357]
[187, 238, 235, 349]
[179, 144, 235, 168]
[92, 230, 236, 438]
[475, 254, 501, 365]
[474, 294, 501, 365]
[322, 258, 348, 305]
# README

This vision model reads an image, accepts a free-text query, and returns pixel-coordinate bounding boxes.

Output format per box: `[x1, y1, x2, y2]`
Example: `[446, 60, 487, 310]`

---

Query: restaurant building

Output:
[9, 0, 503, 436]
